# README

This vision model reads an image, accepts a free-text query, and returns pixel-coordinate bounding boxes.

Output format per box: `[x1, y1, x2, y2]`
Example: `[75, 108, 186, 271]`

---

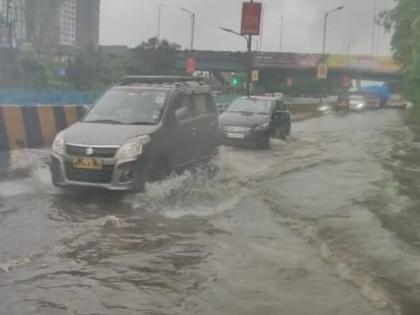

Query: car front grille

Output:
[223, 126, 251, 133]
[65, 162, 114, 184]
[66, 144, 119, 158]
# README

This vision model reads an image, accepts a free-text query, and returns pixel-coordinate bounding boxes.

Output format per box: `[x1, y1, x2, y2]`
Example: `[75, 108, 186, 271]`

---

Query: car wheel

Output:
[274, 124, 289, 140]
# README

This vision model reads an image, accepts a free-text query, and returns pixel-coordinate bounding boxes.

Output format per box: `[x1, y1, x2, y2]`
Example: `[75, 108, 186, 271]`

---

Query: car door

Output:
[191, 93, 219, 157]
[168, 93, 197, 166]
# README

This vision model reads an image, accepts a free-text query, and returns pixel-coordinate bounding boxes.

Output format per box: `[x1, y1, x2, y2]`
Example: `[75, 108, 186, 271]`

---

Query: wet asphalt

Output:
[1, 109, 420, 315]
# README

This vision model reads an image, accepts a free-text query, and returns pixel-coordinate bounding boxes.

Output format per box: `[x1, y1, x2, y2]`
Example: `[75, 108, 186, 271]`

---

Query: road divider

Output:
[0, 105, 88, 151]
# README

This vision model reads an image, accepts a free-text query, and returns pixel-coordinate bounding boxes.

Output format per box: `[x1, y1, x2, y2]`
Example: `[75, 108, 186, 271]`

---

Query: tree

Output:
[380, 0, 420, 114]
[128, 37, 181, 75]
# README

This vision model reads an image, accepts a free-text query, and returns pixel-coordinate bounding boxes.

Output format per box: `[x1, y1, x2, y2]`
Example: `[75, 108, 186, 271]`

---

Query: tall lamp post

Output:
[346, 39, 358, 65]
[181, 8, 195, 50]
[157, 3, 163, 39]
[279, 16, 284, 52]
[322, 5, 344, 54]
[219, 27, 252, 97]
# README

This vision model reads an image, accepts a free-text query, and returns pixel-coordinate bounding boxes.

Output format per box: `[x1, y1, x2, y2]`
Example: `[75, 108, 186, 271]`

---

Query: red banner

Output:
[186, 58, 197, 74]
[241, 2, 262, 35]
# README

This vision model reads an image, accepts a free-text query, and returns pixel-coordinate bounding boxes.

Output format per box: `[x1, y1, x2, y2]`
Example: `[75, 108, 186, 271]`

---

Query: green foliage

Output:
[19, 52, 52, 88]
[128, 37, 181, 75]
[382, 0, 420, 112]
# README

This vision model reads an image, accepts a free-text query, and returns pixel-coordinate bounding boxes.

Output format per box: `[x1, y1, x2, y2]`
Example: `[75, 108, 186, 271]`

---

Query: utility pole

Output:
[258, 2, 265, 51]
[370, 2, 377, 55]
[157, 3, 162, 39]
[181, 8, 195, 50]
[322, 6, 344, 55]
[279, 16, 284, 52]
[6, 0, 12, 48]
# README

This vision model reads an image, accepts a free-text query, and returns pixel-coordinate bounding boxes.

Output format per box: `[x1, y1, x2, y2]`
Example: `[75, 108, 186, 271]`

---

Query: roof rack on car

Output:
[120, 75, 205, 85]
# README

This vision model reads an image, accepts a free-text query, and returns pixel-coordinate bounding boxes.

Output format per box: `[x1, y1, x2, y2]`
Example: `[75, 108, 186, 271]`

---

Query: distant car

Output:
[50, 76, 219, 191]
[348, 95, 367, 112]
[219, 96, 291, 148]
[336, 95, 350, 111]
[363, 92, 381, 109]
[387, 94, 409, 109]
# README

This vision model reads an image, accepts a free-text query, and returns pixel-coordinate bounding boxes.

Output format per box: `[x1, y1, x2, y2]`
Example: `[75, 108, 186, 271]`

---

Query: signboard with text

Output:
[317, 63, 328, 79]
[251, 70, 259, 82]
[241, 2, 262, 35]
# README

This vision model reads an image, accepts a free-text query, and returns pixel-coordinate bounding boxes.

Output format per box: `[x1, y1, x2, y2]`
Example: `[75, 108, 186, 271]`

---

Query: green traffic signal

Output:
[231, 77, 240, 86]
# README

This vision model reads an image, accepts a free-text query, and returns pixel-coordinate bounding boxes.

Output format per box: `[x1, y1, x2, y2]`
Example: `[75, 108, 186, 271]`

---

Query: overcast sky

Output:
[99, 0, 396, 56]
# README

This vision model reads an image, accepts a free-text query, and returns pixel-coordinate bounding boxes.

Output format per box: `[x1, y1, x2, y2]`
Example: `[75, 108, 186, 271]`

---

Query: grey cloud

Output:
[100, 0, 396, 55]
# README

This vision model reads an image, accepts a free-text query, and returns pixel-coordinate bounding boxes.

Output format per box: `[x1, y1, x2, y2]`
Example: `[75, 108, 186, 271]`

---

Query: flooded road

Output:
[1, 110, 420, 314]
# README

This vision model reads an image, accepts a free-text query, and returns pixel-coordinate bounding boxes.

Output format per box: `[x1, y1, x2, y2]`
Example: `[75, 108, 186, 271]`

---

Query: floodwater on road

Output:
[1, 110, 420, 315]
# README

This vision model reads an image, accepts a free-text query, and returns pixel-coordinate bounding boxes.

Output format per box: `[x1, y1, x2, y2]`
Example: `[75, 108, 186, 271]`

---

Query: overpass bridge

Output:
[176, 51, 402, 82]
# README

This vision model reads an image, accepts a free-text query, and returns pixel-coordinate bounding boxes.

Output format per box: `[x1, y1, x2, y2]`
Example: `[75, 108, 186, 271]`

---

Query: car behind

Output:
[219, 96, 291, 148]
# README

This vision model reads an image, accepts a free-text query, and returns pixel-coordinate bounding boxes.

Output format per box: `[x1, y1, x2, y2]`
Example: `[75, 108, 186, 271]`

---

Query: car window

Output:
[84, 89, 168, 125]
[276, 101, 287, 111]
[193, 94, 216, 116]
[227, 98, 273, 114]
[174, 95, 194, 123]
[193, 94, 208, 116]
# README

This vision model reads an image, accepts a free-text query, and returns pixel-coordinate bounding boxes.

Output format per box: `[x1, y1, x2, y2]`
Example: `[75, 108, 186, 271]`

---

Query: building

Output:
[0, 0, 26, 42]
[59, 0, 77, 46]
[23, 0, 99, 50]
[76, 0, 100, 47]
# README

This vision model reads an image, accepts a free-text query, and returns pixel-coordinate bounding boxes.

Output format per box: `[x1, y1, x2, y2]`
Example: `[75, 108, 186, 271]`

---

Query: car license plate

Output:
[73, 158, 103, 170]
[227, 132, 245, 139]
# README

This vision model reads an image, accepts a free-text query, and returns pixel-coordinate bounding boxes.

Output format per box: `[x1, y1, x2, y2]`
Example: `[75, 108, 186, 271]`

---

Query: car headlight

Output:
[255, 122, 270, 131]
[52, 131, 65, 155]
[116, 135, 151, 163]
[357, 103, 365, 108]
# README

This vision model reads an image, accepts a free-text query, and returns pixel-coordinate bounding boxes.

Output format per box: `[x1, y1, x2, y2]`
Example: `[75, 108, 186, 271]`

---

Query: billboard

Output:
[253, 52, 323, 69]
[327, 54, 400, 72]
[241, 2, 262, 35]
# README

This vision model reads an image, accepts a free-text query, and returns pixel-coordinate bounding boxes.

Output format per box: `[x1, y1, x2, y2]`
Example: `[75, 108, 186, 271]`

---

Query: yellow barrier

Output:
[0, 105, 88, 151]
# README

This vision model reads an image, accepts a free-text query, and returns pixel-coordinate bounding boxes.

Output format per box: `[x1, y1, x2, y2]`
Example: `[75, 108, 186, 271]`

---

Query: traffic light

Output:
[231, 77, 240, 86]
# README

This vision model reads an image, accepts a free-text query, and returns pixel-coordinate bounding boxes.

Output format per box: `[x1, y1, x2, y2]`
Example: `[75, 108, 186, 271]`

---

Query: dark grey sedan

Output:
[219, 96, 291, 148]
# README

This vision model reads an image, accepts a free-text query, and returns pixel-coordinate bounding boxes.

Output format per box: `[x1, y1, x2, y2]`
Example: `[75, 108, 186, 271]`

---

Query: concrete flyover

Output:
[176, 51, 402, 82]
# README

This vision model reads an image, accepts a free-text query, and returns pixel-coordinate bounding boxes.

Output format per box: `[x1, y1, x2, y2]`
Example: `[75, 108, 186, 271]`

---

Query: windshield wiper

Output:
[128, 121, 156, 125]
[84, 119, 123, 124]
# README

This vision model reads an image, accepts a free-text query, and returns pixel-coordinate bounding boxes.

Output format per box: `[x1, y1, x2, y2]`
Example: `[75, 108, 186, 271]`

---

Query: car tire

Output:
[273, 124, 289, 140]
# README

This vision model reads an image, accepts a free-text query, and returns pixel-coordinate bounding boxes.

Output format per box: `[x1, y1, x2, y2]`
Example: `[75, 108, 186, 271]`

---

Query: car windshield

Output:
[227, 98, 272, 114]
[349, 95, 365, 102]
[84, 90, 168, 125]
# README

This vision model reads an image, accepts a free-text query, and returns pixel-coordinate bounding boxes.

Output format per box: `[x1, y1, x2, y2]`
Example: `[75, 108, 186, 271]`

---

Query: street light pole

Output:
[157, 3, 163, 39]
[322, 6, 344, 55]
[181, 8, 195, 50]
[279, 16, 284, 52]
[219, 26, 251, 97]
[346, 39, 358, 65]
